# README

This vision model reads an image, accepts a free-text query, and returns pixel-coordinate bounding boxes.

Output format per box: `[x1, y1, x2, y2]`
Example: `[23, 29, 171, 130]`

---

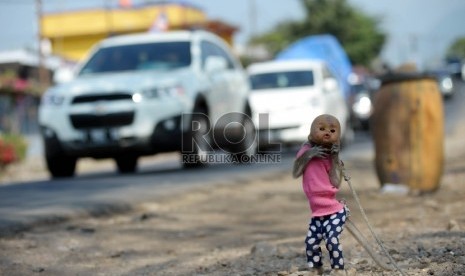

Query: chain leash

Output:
[343, 170, 407, 276]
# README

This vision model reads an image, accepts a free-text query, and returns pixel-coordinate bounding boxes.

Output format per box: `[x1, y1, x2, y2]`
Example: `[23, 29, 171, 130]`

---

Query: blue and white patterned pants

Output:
[305, 207, 347, 269]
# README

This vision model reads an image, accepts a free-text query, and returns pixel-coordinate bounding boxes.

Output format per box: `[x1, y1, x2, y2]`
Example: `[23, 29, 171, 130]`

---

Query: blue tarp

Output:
[276, 34, 352, 101]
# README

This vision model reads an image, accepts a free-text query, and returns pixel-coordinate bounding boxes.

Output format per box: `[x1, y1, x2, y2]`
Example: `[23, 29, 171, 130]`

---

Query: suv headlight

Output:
[41, 92, 66, 106]
[133, 88, 158, 102]
[133, 85, 185, 103]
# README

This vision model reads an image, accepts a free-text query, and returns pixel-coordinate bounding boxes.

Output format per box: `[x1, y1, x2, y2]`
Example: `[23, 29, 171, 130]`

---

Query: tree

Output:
[249, 0, 385, 66]
[447, 37, 465, 60]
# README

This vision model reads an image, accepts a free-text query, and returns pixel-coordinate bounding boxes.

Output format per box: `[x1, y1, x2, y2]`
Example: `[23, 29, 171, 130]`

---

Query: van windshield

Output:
[78, 41, 191, 75]
[249, 70, 314, 90]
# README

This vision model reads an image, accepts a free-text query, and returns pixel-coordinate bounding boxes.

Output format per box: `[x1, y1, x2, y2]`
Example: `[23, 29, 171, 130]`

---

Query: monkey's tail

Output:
[345, 219, 395, 271]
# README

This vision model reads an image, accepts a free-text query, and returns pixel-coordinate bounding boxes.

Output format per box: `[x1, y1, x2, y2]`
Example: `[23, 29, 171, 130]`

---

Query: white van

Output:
[247, 59, 351, 147]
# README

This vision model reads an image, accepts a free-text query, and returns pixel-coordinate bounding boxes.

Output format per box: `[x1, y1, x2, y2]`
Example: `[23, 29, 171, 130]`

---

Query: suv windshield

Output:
[78, 41, 191, 75]
[249, 70, 314, 90]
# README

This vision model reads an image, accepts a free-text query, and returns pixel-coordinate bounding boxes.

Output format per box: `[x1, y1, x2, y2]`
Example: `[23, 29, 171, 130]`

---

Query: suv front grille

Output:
[72, 93, 132, 104]
[70, 93, 135, 129]
[70, 112, 134, 129]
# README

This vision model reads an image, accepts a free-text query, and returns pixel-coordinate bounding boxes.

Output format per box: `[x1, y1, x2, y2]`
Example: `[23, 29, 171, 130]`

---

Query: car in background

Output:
[426, 69, 455, 99]
[445, 56, 464, 80]
[39, 30, 252, 178]
[347, 75, 380, 131]
[247, 59, 352, 149]
[348, 82, 373, 130]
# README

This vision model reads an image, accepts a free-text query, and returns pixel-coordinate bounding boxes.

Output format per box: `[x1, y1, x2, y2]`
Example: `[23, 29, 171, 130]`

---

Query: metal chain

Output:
[343, 170, 407, 276]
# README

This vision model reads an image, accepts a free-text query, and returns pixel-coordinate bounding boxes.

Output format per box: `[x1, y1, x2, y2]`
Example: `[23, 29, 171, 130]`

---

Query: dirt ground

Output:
[1, 128, 465, 276]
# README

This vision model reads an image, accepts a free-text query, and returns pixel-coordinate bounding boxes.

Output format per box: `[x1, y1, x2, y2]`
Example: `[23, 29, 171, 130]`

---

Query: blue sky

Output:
[0, 0, 464, 69]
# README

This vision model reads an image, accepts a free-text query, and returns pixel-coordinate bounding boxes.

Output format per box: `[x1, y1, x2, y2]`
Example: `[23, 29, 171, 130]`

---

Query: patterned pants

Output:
[305, 207, 347, 269]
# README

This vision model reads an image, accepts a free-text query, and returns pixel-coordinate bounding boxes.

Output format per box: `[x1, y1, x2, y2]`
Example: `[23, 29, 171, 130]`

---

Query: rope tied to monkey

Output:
[342, 169, 407, 276]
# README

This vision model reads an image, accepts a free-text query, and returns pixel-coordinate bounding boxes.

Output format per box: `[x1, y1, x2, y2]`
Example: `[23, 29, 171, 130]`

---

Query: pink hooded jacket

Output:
[296, 143, 344, 217]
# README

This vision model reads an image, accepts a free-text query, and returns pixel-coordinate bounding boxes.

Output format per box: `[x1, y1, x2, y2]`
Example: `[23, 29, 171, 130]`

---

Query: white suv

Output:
[39, 30, 252, 178]
[247, 59, 352, 147]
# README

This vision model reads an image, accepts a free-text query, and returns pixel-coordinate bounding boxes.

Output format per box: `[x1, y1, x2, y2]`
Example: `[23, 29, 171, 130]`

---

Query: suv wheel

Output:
[115, 155, 138, 173]
[46, 154, 77, 178]
[182, 110, 211, 169]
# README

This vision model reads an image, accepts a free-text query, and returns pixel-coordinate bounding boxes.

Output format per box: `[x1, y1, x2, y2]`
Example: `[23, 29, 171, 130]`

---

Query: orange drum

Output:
[371, 73, 444, 193]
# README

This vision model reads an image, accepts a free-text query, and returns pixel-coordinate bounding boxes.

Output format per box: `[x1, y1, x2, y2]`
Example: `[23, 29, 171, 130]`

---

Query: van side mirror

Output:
[205, 56, 227, 73]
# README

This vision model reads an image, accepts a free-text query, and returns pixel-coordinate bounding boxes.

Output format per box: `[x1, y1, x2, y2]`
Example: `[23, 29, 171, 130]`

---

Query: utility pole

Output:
[249, 0, 257, 40]
[105, 0, 113, 36]
[35, 0, 49, 87]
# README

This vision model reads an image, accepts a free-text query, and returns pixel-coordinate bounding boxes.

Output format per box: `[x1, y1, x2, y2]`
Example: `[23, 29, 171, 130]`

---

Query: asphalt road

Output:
[0, 151, 293, 234]
[0, 79, 463, 236]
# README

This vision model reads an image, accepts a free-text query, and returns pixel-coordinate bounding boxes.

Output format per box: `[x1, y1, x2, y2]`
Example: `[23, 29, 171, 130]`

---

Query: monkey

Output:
[293, 114, 396, 275]
[293, 114, 349, 275]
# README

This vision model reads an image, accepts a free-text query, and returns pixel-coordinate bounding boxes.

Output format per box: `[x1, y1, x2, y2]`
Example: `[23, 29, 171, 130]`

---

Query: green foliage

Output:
[447, 37, 465, 59]
[250, 21, 303, 58]
[249, 0, 386, 66]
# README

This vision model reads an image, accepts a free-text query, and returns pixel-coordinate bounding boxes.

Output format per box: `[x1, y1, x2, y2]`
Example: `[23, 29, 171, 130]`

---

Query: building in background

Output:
[41, 0, 238, 62]
[0, 49, 58, 134]
[0, 49, 57, 86]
